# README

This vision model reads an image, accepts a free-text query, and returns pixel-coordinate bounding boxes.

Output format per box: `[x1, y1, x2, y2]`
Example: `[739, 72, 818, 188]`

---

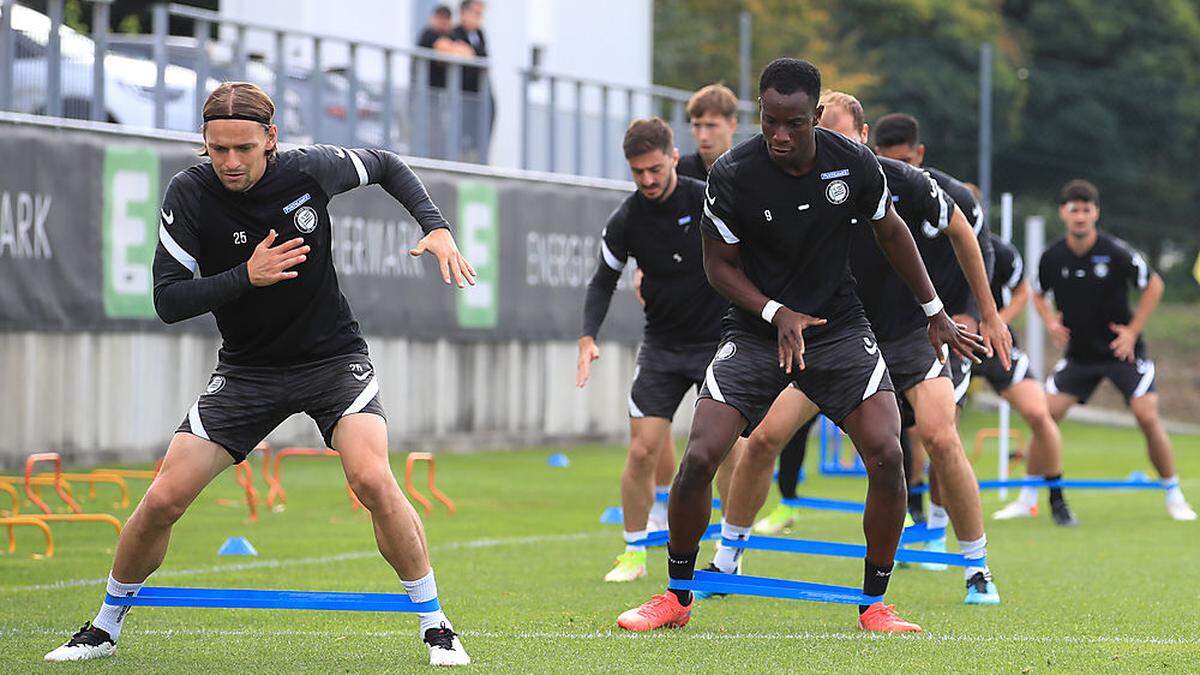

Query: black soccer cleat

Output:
[423, 624, 470, 666]
[44, 622, 117, 662]
[1050, 500, 1078, 527]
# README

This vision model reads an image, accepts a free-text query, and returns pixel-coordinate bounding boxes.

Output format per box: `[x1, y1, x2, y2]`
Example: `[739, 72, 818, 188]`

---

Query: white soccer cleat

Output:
[44, 623, 117, 662]
[1167, 498, 1197, 521]
[992, 500, 1038, 521]
[424, 626, 471, 666]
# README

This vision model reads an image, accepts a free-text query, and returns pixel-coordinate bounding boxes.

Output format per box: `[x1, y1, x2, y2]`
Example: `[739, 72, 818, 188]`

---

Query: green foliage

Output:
[653, 0, 1200, 259]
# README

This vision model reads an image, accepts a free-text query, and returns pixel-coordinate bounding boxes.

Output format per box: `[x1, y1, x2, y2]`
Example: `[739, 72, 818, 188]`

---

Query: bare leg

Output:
[334, 413, 432, 579]
[112, 433, 233, 583]
[907, 378, 984, 542]
[840, 392, 908, 567]
[1129, 394, 1177, 479]
[622, 417, 673, 533]
[1046, 392, 1077, 422]
[1005, 380, 1063, 476]
[653, 429, 677, 491]
[715, 438, 747, 516]
[724, 387, 817, 528]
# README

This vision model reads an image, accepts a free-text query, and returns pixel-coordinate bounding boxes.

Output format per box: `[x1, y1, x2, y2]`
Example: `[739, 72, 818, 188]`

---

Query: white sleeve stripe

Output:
[1006, 253, 1024, 289]
[1132, 253, 1149, 289]
[159, 222, 198, 275]
[937, 189, 949, 231]
[346, 148, 369, 186]
[600, 240, 626, 271]
[972, 205, 984, 235]
[704, 203, 739, 244]
[871, 165, 890, 221]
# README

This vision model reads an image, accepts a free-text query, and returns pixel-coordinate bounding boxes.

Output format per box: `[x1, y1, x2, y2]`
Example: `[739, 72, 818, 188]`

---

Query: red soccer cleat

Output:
[616, 592, 693, 631]
[857, 602, 923, 633]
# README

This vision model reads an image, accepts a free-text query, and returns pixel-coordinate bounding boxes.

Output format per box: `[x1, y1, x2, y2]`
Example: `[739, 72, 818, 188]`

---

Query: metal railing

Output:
[520, 67, 758, 180]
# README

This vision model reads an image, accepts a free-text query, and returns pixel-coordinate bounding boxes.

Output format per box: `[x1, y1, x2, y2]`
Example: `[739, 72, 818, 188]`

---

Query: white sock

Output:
[959, 534, 989, 579]
[712, 519, 750, 573]
[91, 574, 143, 641]
[1163, 476, 1185, 503]
[1019, 475, 1039, 507]
[403, 571, 450, 634]
[927, 503, 949, 530]
[623, 529, 648, 553]
[650, 487, 669, 524]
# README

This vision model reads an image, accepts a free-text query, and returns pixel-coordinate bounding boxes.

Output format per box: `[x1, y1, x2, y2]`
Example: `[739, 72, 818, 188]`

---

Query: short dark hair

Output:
[460, 0, 480, 11]
[1059, 179, 1099, 205]
[874, 113, 920, 147]
[433, 4, 452, 18]
[623, 117, 674, 159]
[758, 58, 821, 102]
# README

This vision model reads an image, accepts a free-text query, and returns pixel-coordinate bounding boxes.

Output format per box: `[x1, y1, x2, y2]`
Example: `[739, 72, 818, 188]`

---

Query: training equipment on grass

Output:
[631, 522, 721, 548]
[23, 452, 81, 514]
[405, 452, 455, 515]
[818, 416, 866, 477]
[267, 447, 363, 511]
[1, 516, 55, 557]
[722, 531, 971, 567]
[547, 453, 570, 468]
[909, 477, 1170, 493]
[600, 498, 723, 525]
[30, 471, 129, 509]
[669, 570, 881, 605]
[218, 536, 258, 556]
[781, 496, 865, 513]
[233, 462, 259, 522]
[105, 586, 440, 612]
[0, 480, 18, 516]
[974, 423, 1026, 500]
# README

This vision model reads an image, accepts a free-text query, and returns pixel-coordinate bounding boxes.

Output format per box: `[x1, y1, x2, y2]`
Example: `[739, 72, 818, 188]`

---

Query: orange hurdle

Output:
[234, 462, 259, 522]
[0, 481, 19, 516]
[26, 512, 123, 537]
[35, 472, 130, 509]
[404, 452, 455, 516]
[268, 447, 362, 510]
[971, 427, 1026, 466]
[93, 468, 159, 481]
[1, 516, 55, 558]
[24, 453, 81, 514]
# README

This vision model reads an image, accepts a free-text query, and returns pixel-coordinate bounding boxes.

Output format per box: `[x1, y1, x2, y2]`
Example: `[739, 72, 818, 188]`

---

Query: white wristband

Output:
[761, 300, 783, 324]
[921, 296, 944, 318]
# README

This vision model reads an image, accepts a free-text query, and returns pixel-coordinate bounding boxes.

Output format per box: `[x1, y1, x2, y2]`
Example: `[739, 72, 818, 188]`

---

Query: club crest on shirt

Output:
[294, 205, 318, 233]
[826, 179, 849, 205]
[715, 342, 737, 361]
[205, 375, 226, 395]
[1094, 262, 1108, 278]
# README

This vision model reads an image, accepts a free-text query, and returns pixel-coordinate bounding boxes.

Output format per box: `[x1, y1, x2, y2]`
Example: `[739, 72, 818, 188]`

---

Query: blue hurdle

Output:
[632, 522, 721, 548]
[105, 586, 440, 612]
[720, 532, 971, 567]
[781, 496, 865, 513]
[909, 478, 1168, 494]
[818, 415, 866, 476]
[669, 570, 880, 605]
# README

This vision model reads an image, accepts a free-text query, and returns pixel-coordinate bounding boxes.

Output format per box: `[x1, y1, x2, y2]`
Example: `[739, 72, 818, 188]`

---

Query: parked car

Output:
[3, 3, 213, 131]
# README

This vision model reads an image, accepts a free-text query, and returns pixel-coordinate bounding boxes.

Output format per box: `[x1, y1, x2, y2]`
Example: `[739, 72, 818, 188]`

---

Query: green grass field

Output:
[2, 410, 1198, 672]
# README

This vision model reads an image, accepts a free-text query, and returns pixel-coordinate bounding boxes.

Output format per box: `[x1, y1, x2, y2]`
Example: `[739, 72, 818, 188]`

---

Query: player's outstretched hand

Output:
[1047, 313, 1070, 348]
[928, 311, 987, 364]
[979, 313, 1013, 371]
[248, 229, 310, 287]
[773, 308, 827, 374]
[1108, 322, 1138, 363]
[410, 228, 477, 288]
[576, 336, 600, 388]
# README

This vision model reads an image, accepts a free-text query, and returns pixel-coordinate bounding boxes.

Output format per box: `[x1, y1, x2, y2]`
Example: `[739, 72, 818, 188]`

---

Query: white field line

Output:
[0, 530, 608, 593]
[0, 625, 1194, 647]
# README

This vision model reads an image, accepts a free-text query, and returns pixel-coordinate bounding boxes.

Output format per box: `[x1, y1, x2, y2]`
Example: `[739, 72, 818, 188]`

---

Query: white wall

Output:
[217, 0, 653, 169]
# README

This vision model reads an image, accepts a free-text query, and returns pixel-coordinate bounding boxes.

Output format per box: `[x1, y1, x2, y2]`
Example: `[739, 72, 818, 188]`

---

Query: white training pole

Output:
[998, 193, 1014, 500]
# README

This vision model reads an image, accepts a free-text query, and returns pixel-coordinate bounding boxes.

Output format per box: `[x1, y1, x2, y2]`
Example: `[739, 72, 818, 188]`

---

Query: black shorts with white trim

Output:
[975, 331, 1038, 395]
[1046, 355, 1156, 405]
[628, 341, 717, 421]
[698, 311, 893, 434]
[176, 352, 386, 462]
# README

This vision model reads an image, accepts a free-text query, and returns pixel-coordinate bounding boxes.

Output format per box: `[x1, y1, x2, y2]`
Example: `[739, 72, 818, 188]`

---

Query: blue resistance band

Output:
[781, 496, 865, 513]
[106, 586, 440, 613]
[899, 523, 946, 545]
[720, 534, 974, 567]
[632, 522, 720, 548]
[909, 478, 1167, 494]
[669, 570, 882, 606]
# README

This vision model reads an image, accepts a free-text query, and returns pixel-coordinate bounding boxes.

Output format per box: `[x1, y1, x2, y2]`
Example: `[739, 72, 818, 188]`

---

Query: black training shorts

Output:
[975, 329, 1037, 395]
[879, 325, 951, 394]
[1046, 356, 1156, 405]
[176, 353, 386, 462]
[698, 312, 893, 433]
[628, 342, 716, 421]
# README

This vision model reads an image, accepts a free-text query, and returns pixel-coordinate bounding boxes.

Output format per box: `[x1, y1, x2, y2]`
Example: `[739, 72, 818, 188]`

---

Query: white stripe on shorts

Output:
[954, 363, 971, 402]
[342, 377, 380, 417]
[187, 400, 209, 440]
[1010, 351, 1030, 386]
[1132, 360, 1156, 399]
[863, 354, 887, 400]
[704, 360, 726, 403]
[628, 366, 645, 417]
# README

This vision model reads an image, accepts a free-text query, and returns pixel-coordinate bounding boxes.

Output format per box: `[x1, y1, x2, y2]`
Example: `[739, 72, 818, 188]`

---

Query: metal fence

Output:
[0, 0, 758, 177]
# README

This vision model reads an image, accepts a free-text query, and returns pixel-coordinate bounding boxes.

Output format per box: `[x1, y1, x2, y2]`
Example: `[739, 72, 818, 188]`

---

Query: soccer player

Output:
[45, 83, 473, 666]
[617, 59, 987, 635]
[751, 419, 816, 534]
[981, 232, 1077, 525]
[577, 118, 732, 582]
[715, 91, 1008, 604]
[1033, 179, 1196, 521]
[677, 83, 739, 181]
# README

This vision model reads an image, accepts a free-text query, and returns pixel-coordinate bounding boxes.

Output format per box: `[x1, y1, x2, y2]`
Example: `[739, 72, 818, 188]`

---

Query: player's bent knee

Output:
[675, 450, 721, 490]
[919, 427, 963, 459]
[346, 472, 402, 512]
[744, 433, 782, 466]
[627, 438, 658, 466]
[139, 485, 191, 526]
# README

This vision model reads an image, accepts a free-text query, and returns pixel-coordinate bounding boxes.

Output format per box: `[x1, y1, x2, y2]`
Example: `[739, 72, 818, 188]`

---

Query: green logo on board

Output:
[455, 182, 498, 329]
[102, 146, 160, 319]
